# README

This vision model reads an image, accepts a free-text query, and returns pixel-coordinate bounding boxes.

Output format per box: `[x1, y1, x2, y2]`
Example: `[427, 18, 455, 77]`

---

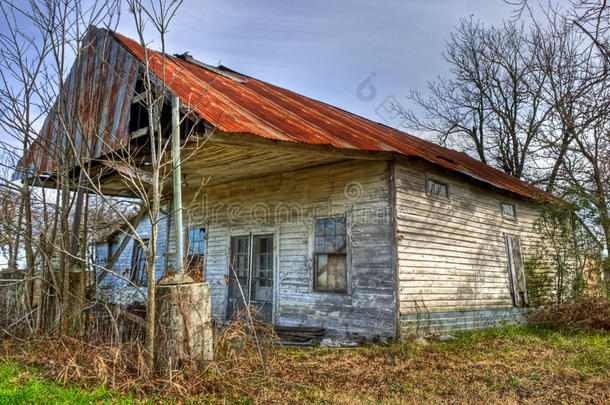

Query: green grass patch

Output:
[0, 362, 141, 404]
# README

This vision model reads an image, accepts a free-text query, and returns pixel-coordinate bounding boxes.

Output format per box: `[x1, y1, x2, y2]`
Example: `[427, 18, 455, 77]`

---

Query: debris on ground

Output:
[320, 338, 359, 347]
[413, 337, 429, 346]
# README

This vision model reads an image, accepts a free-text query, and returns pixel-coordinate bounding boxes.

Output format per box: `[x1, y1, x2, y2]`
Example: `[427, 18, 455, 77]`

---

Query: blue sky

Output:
[1, 0, 516, 145]
[113, 0, 515, 128]
[0, 0, 519, 265]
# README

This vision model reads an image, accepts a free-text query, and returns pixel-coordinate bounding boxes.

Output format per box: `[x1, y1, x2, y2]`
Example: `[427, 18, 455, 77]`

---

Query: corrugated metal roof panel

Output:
[20, 26, 553, 201]
[14, 27, 138, 178]
[112, 30, 550, 201]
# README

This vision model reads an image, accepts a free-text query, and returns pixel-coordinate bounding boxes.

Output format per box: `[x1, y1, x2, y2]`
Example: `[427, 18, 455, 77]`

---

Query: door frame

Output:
[227, 227, 279, 324]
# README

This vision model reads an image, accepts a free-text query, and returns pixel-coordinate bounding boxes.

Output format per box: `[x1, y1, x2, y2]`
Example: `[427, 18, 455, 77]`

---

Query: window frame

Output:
[109, 239, 119, 259]
[92, 244, 106, 267]
[313, 216, 348, 293]
[501, 202, 517, 220]
[426, 177, 450, 199]
[130, 238, 149, 287]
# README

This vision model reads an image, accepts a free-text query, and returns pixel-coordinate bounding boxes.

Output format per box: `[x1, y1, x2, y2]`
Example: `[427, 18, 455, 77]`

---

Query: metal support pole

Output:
[172, 96, 184, 273]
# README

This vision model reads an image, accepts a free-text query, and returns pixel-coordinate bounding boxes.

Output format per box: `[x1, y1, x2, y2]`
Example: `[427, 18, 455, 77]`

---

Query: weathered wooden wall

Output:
[0, 270, 24, 318]
[94, 153, 552, 338]
[169, 159, 396, 339]
[394, 158, 543, 334]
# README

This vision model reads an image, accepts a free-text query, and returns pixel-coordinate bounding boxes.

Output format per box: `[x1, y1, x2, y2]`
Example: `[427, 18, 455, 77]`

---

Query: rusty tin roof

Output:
[17, 28, 138, 177]
[22, 26, 552, 201]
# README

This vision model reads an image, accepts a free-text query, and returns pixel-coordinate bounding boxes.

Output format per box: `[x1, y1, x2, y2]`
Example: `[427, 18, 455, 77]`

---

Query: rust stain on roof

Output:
[17, 27, 138, 177]
[21, 26, 553, 201]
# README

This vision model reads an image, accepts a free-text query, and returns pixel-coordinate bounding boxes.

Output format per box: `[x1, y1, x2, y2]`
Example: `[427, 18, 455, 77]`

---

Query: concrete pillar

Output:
[155, 274, 213, 370]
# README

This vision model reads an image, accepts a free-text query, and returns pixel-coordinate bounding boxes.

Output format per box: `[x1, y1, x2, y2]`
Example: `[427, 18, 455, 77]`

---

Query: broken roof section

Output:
[17, 27, 138, 178]
[21, 26, 552, 201]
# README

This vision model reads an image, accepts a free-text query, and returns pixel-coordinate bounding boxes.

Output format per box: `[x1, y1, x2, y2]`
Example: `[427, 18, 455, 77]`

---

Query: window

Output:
[314, 217, 347, 292]
[109, 240, 119, 260]
[130, 239, 149, 286]
[501, 203, 516, 218]
[92, 245, 104, 267]
[186, 228, 205, 279]
[427, 179, 449, 198]
[188, 228, 206, 255]
[88, 245, 102, 274]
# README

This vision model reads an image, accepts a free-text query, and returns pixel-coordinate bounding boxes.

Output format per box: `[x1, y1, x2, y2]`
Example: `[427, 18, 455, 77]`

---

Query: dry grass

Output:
[268, 328, 609, 404]
[529, 298, 610, 332]
[1, 325, 609, 404]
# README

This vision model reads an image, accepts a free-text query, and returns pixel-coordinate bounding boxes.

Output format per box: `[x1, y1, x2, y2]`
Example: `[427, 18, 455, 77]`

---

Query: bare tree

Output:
[0, 1, 52, 328]
[54, 0, 213, 368]
[0, 0, 216, 372]
[129, 0, 174, 368]
[399, 17, 552, 180]
[405, 1, 610, 294]
[0, 0, 124, 334]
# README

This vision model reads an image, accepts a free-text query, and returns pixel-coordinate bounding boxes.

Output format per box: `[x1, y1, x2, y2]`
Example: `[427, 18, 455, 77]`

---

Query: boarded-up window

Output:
[130, 239, 149, 286]
[501, 203, 516, 218]
[427, 179, 449, 198]
[314, 217, 347, 292]
[505, 235, 528, 306]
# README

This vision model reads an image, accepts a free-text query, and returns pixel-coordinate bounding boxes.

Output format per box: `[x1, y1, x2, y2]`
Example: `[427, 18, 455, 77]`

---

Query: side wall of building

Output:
[166, 159, 396, 339]
[394, 158, 542, 334]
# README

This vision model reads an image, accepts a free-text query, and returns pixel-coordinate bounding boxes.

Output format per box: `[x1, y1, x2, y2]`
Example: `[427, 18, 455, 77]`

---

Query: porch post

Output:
[155, 95, 213, 369]
[172, 95, 184, 273]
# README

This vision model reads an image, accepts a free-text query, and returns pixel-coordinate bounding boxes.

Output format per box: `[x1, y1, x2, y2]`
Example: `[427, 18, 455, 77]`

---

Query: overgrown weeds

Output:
[1, 307, 285, 401]
[529, 298, 610, 331]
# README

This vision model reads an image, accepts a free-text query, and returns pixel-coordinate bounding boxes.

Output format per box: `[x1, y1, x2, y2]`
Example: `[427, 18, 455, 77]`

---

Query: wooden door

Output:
[505, 235, 528, 306]
[250, 235, 274, 322]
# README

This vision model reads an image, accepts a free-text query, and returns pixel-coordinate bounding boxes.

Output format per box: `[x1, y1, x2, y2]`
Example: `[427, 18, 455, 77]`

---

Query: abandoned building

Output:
[19, 26, 556, 339]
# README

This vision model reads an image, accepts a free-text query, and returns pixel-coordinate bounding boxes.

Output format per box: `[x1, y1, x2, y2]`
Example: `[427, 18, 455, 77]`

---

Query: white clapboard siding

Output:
[395, 159, 544, 318]
[167, 159, 396, 338]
